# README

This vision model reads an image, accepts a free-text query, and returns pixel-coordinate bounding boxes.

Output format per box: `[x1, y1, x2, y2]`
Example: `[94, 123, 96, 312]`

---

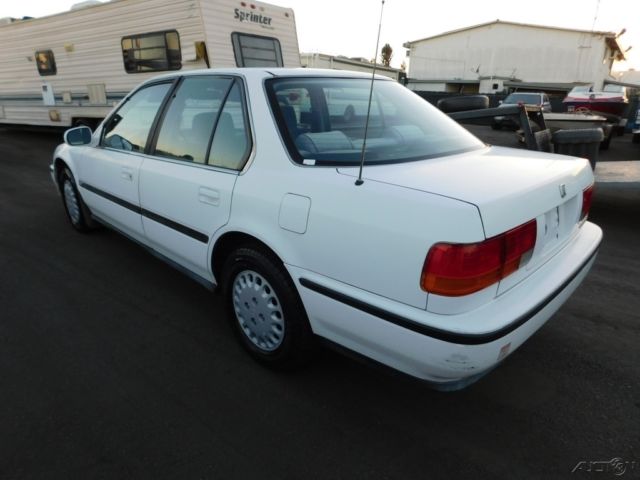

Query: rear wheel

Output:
[60, 168, 93, 232]
[221, 246, 315, 368]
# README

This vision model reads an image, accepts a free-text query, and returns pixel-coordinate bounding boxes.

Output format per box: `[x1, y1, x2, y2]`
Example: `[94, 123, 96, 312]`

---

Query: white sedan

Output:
[50, 68, 602, 390]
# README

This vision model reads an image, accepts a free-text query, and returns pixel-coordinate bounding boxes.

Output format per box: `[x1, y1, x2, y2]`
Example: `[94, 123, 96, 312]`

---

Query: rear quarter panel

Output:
[226, 162, 485, 309]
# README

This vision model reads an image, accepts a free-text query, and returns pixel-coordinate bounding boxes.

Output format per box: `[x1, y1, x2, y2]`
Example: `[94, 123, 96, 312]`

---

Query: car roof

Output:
[141, 67, 392, 85]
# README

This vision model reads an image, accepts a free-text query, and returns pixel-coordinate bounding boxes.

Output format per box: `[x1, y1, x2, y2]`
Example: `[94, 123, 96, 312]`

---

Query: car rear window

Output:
[266, 77, 484, 166]
[504, 93, 541, 104]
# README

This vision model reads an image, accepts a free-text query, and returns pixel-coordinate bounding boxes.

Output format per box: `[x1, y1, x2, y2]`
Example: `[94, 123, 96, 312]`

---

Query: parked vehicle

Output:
[0, 0, 299, 128]
[563, 84, 629, 135]
[543, 112, 607, 132]
[492, 92, 551, 129]
[50, 68, 602, 390]
[544, 112, 613, 150]
[563, 84, 628, 118]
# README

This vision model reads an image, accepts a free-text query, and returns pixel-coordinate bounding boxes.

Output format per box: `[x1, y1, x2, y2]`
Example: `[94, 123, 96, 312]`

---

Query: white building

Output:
[300, 52, 403, 81]
[613, 69, 640, 87]
[403, 20, 627, 94]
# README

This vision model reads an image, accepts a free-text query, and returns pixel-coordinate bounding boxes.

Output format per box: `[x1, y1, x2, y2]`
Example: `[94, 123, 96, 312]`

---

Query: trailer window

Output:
[122, 30, 181, 73]
[231, 32, 283, 67]
[35, 50, 57, 76]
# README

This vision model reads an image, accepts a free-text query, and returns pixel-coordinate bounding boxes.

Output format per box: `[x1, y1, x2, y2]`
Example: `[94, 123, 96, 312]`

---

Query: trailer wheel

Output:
[72, 118, 100, 130]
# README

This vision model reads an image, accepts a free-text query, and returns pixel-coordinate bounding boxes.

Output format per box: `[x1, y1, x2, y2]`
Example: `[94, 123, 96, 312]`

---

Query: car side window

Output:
[102, 83, 171, 152]
[153, 76, 233, 163]
[208, 81, 252, 170]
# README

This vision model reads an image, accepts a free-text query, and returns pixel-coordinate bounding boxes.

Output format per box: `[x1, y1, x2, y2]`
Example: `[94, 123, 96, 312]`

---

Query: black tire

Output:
[491, 121, 502, 130]
[552, 128, 604, 143]
[221, 246, 315, 369]
[633, 133, 640, 144]
[59, 167, 94, 232]
[437, 95, 489, 113]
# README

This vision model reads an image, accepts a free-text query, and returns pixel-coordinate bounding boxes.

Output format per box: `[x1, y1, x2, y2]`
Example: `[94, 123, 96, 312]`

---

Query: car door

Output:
[77, 81, 173, 240]
[139, 76, 252, 281]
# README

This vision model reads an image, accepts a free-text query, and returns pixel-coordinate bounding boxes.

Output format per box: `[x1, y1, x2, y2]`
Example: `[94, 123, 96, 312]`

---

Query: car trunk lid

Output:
[337, 146, 594, 292]
[338, 146, 591, 236]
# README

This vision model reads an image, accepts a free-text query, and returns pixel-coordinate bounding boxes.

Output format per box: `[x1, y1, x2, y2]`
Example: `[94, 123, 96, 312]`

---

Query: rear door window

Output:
[208, 81, 252, 170]
[153, 77, 233, 163]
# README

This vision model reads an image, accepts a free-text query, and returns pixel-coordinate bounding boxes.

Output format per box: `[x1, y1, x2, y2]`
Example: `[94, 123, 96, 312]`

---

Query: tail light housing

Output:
[421, 219, 537, 297]
[580, 184, 594, 222]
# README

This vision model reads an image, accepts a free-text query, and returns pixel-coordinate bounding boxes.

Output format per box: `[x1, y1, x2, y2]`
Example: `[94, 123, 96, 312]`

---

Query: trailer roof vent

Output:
[71, 0, 103, 10]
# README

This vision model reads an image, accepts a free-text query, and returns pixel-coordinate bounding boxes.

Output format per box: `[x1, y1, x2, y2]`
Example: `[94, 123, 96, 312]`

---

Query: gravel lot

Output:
[0, 127, 638, 479]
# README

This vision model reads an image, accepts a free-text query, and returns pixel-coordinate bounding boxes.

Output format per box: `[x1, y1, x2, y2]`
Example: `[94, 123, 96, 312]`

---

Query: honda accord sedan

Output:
[50, 68, 601, 390]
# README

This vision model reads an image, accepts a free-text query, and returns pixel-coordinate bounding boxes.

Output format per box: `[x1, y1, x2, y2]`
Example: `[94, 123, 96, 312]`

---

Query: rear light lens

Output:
[580, 184, 594, 222]
[421, 219, 537, 297]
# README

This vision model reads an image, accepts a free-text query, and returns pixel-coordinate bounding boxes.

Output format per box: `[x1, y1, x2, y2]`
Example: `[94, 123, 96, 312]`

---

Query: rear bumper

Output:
[291, 222, 602, 387]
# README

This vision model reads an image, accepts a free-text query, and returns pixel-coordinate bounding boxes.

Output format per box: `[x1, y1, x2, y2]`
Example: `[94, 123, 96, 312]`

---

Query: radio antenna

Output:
[355, 0, 385, 186]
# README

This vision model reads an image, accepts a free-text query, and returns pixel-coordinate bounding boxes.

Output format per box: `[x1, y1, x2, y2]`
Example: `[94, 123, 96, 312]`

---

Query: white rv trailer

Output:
[0, 0, 300, 128]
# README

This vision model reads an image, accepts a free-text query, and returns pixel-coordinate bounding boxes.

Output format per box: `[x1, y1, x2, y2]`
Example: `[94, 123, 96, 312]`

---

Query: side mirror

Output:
[64, 126, 92, 146]
[498, 100, 503, 105]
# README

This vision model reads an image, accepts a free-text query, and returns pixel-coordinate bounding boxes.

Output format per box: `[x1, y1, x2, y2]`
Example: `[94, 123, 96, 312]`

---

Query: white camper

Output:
[0, 0, 300, 128]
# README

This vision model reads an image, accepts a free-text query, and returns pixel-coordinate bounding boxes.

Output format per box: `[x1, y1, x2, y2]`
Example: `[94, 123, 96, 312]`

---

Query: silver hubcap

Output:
[63, 180, 81, 225]
[232, 270, 285, 352]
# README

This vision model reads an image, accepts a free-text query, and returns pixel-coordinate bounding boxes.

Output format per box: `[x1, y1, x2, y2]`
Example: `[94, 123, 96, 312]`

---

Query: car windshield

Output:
[603, 84, 625, 93]
[503, 93, 540, 104]
[265, 77, 484, 166]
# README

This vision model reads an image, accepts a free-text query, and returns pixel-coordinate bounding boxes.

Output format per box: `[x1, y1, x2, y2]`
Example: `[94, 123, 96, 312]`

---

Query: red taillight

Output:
[421, 220, 537, 297]
[580, 184, 594, 222]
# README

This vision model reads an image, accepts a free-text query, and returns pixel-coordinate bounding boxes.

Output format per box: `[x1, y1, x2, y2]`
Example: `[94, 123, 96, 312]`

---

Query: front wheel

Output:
[60, 168, 93, 232]
[221, 247, 315, 368]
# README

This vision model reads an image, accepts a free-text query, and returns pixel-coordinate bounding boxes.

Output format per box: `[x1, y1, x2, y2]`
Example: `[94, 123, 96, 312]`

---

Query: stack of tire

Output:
[436, 95, 489, 113]
[552, 128, 604, 170]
